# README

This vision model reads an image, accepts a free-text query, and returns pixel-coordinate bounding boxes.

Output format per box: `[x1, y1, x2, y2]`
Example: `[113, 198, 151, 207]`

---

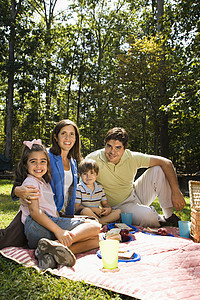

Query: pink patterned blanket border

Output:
[1, 228, 200, 299]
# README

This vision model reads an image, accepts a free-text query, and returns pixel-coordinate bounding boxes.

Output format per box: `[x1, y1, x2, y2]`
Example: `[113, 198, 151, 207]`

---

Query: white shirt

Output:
[62, 168, 73, 211]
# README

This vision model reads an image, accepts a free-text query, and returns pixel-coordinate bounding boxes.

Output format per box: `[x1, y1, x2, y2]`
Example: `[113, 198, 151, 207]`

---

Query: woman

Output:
[48, 119, 82, 216]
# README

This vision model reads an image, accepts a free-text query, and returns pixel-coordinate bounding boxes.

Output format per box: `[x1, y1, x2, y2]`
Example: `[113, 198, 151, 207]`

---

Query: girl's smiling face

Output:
[26, 151, 48, 181]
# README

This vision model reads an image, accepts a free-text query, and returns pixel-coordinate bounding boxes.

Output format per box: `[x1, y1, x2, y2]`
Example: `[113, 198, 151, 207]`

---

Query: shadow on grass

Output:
[0, 194, 19, 213]
[0, 179, 13, 185]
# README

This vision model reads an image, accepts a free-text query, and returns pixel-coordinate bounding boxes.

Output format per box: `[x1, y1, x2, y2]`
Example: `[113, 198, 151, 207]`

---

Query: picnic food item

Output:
[143, 227, 169, 236]
[120, 229, 130, 242]
[115, 223, 133, 231]
[105, 228, 121, 241]
[143, 227, 157, 234]
[157, 228, 169, 236]
[100, 225, 108, 233]
[106, 234, 121, 241]
[118, 249, 135, 259]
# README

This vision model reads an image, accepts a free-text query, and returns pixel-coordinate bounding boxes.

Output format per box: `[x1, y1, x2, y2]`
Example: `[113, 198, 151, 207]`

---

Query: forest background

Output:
[0, 0, 199, 175]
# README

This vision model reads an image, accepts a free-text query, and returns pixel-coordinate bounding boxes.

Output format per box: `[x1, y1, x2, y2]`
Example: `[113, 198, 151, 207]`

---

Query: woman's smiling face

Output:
[55, 125, 76, 154]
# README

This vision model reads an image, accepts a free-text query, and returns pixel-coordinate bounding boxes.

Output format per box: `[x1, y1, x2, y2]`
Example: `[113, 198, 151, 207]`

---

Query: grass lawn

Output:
[0, 179, 191, 299]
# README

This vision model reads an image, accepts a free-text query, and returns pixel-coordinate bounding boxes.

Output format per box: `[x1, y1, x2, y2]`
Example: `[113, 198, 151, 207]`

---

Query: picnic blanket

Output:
[1, 227, 200, 300]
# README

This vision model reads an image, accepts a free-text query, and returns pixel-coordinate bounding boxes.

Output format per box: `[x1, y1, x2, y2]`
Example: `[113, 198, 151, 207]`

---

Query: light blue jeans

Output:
[24, 214, 85, 249]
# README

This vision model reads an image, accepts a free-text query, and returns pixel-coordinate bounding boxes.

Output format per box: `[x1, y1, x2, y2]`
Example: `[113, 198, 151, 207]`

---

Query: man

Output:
[86, 127, 185, 227]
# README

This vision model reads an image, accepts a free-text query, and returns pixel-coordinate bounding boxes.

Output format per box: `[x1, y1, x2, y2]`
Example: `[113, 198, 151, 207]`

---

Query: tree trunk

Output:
[77, 55, 84, 127]
[157, 0, 164, 32]
[160, 111, 169, 157]
[42, 0, 57, 143]
[5, 0, 16, 160]
[157, 0, 169, 157]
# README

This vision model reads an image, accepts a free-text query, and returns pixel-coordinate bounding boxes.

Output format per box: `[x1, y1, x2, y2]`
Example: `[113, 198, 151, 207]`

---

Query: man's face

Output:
[105, 139, 125, 165]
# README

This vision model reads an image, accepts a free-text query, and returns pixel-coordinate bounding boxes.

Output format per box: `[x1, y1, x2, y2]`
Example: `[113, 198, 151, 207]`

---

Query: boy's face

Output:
[81, 169, 98, 187]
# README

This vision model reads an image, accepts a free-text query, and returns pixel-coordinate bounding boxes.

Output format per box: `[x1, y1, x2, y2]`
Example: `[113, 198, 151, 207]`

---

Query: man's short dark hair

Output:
[104, 127, 128, 149]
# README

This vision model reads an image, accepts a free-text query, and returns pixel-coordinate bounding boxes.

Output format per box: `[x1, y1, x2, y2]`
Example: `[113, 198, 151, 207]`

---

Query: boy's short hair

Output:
[78, 159, 99, 175]
[104, 127, 128, 149]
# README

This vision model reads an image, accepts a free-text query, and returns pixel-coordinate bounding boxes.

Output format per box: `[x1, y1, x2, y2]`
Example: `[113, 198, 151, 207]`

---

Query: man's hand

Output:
[15, 185, 40, 204]
[171, 190, 186, 211]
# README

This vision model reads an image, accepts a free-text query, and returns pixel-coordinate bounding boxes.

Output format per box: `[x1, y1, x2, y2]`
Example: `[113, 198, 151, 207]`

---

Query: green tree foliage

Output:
[164, 0, 200, 172]
[0, 0, 199, 174]
[117, 36, 167, 153]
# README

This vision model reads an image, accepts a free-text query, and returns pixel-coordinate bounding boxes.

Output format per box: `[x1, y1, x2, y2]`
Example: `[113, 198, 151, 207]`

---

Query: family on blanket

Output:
[0, 119, 186, 270]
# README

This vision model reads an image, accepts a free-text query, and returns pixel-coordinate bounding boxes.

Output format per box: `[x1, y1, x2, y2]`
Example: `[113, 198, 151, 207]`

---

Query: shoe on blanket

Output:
[35, 248, 57, 270]
[37, 238, 76, 267]
[159, 213, 181, 227]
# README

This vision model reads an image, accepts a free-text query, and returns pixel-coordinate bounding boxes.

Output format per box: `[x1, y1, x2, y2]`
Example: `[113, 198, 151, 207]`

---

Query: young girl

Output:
[18, 140, 100, 270]
[75, 159, 121, 225]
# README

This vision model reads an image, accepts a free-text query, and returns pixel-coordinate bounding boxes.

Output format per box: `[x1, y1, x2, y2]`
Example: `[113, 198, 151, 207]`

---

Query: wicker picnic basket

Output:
[189, 180, 200, 243]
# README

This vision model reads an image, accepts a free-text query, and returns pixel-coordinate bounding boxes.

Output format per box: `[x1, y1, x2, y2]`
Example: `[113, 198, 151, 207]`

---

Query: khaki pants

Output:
[113, 166, 173, 227]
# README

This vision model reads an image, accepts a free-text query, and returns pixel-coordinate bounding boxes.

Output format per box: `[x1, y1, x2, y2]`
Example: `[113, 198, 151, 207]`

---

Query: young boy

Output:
[75, 159, 121, 225]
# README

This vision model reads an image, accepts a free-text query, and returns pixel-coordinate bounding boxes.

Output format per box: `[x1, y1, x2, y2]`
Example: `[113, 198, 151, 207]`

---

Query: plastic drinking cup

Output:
[121, 212, 133, 225]
[99, 240, 119, 269]
[178, 221, 191, 238]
